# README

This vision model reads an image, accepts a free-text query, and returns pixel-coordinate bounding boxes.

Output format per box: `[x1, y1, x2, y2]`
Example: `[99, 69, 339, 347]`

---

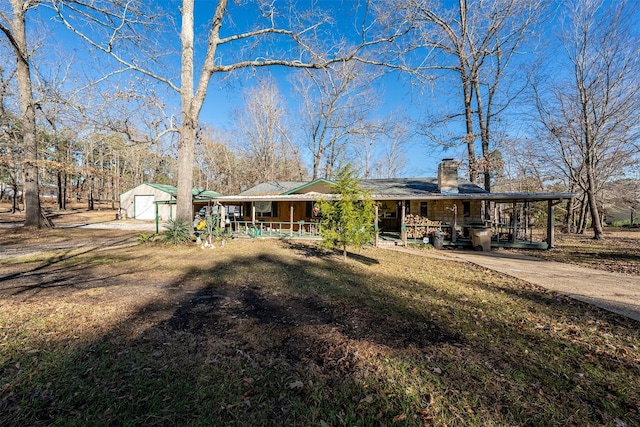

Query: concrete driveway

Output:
[56, 220, 160, 232]
[387, 247, 640, 323]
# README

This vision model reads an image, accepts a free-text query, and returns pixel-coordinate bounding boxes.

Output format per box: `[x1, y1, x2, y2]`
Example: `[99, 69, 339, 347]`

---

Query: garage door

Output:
[134, 195, 155, 220]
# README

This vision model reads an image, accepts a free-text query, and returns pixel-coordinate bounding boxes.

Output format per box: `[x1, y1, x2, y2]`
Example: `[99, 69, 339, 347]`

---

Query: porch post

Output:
[511, 201, 518, 243]
[547, 199, 555, 249]
[251, 203, 256, 225]
[289, 204, 294, 237]
[220, 205, 226, 228]
[401, 200, 407, 246]
[374, 204, 379, 247]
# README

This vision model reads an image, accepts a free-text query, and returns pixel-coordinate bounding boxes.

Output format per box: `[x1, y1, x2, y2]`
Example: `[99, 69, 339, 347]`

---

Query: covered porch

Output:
[379, 193, 574, 250]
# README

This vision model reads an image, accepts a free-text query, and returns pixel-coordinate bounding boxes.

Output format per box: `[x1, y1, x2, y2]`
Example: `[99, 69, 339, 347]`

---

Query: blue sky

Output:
[188, 0, 457, 177]
[20, 0, 449, 176]
[13, 0, 577, 179]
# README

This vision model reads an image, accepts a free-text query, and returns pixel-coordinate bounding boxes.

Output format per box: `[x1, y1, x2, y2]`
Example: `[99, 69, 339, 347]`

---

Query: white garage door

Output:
[134, 195, 155, 220]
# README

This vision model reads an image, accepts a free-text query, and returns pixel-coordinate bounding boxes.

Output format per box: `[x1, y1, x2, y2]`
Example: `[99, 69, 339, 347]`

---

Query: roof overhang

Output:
[370, 192, 576, 202]
[214, 192, 576, 203]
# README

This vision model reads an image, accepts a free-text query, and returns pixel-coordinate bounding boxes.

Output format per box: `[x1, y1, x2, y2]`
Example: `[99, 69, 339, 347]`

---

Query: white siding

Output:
[119, 184, 175, 220]
[134, 195, 155, 220]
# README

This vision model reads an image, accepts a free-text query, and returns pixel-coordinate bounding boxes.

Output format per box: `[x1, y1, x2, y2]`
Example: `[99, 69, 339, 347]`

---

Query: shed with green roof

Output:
[119, 183, 221, 220]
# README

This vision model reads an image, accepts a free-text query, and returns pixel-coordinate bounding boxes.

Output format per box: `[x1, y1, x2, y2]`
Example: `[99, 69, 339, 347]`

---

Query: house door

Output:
[134, 195, 155, 220]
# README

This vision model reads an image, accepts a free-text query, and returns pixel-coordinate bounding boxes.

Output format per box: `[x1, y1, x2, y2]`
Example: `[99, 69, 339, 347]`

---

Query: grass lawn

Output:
[512, 227, 640, 276]
[0, 229, 639, 426]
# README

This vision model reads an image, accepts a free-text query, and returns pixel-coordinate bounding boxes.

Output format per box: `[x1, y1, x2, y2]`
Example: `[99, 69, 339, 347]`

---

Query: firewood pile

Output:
[404, 215, 444, 238]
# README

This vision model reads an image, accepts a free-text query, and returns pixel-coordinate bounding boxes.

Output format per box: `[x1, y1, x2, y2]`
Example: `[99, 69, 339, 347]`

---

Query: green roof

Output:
[143, 183, 222, 200]
[282, 179, 335, 195]
[191, 188, 222, 199]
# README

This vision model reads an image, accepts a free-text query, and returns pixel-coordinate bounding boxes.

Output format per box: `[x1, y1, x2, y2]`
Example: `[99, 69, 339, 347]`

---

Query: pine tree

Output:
[317, 166, 375, 261]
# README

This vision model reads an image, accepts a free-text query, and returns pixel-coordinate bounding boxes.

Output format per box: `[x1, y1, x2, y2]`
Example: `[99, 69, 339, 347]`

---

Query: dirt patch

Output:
[0, 203, 119, 230]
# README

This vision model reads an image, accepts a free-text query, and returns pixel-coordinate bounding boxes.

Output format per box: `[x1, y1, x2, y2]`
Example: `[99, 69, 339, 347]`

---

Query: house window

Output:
[255, 201, 278, 218]
[306, 201, 320, 218]
[256, 201, 272, 217]
[420, 202, 428, 217]
[463, 201, 471, 218]
[227, 205, 242, 218]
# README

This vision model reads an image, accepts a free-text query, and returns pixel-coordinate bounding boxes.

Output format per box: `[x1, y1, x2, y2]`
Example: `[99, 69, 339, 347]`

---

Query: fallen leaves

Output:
[288, 380, 304, 390]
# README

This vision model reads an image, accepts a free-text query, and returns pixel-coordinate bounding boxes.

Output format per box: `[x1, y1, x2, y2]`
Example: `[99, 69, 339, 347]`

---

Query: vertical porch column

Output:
[401, 200, 407, 246]
[511, 201, 518, 244]
[547, 199, 555, 249]
[452, 204, 457, 242]
[220, 205, 226, 228]
[251, 202, 256, 225]
[374, 204, 379, 247]
[289, 204, 294, 237]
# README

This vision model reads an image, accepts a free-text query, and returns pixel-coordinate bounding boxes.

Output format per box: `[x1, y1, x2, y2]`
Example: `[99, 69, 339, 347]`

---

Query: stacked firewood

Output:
[404, 214, 443, 238]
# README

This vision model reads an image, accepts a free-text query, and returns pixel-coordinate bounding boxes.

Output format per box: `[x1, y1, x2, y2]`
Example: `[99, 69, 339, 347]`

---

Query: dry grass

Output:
[1, 229, 638, 426]
[510, 227, 640, 276]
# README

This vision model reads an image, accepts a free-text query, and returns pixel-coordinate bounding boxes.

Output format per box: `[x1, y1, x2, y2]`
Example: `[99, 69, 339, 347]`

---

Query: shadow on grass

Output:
[0, 236, 142, 298]
[1, 241, 638, 426]
[282, 240, 379, 265]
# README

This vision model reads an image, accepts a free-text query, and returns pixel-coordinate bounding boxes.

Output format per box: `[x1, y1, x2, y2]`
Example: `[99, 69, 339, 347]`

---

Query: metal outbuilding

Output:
[119, 183, 221, 220]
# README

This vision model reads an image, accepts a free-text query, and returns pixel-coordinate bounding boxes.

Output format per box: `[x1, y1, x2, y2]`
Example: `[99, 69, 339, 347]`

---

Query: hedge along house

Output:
[214, 159, 575, 249]
[119, 183, 222, 221]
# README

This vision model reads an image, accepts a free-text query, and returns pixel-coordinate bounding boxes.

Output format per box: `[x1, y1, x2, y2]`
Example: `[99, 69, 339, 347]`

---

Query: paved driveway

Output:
[387, 247, 640, 323]
[56, 220, 160, 232]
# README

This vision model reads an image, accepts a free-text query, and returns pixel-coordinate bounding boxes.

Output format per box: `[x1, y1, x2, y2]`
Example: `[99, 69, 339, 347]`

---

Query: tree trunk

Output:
[176, 0, 196, 222]
[562, 182, 576, 233]
[563, 196, 574, 233]
[88, 176, 94, 210]
[57, 172, 64, 210]
[9, 1, 41, 227]
[463, 78, 477, 184]
[585, 153, 604, 240]
[577, 193, 589, 234]
[176, 120, 197, 221]
[11, 184, 19, 213]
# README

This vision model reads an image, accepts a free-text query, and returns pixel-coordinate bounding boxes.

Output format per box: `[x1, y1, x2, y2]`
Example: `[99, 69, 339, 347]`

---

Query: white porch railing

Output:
[228, 220, 321, 239]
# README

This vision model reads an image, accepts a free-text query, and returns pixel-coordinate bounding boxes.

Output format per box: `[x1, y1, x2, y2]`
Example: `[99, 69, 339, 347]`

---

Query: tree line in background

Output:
[1, 0, 639, 239]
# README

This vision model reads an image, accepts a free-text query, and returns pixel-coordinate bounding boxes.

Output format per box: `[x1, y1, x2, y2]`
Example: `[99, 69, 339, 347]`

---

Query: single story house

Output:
[119, 183, 221, 220]
[214, 159, 575, 249]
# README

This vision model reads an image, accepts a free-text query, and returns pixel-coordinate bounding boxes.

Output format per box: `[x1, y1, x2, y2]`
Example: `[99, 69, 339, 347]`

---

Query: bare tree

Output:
[0, 0, 42, 226]
[53, 0, 407, 221]
[372, 120, 410, 178]
[602, 178, 640, 226]
[293, 61, 384, 180]
[400, 0, 544, 190]
[233, 78, 305, 185]
[534, 0, 640, 239]
[0, 65, 23, 212]
[195, 126, 267, 195]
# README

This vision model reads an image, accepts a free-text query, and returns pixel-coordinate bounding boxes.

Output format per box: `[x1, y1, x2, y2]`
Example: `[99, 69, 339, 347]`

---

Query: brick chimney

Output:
[438, 159, 458, 194]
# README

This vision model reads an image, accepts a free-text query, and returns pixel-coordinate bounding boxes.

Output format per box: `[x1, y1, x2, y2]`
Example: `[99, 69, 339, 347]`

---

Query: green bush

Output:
[162, 219, 192, 244]
[136, 233, 156, 244]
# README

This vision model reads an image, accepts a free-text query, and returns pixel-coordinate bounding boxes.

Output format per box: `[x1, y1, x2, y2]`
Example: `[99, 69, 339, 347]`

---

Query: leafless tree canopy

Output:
[533, 0, 640, 238]
[396, 0, 544, 190]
